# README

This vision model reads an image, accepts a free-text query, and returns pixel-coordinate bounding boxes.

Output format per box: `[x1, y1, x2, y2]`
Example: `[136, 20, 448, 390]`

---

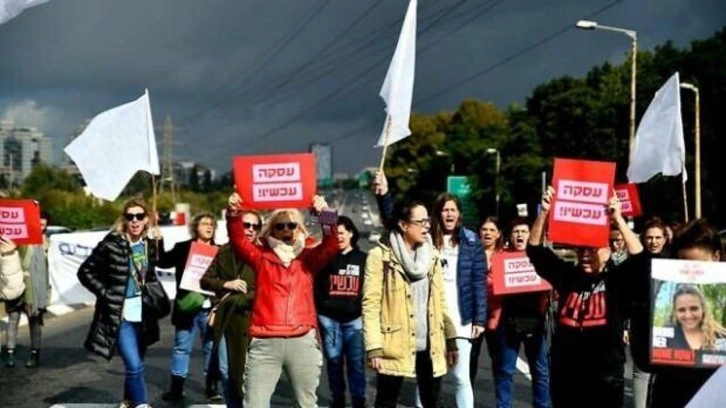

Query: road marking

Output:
[516, 356, 533, 380]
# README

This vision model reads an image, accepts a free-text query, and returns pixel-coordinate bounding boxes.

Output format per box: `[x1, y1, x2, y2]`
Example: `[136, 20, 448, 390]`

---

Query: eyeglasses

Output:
[124, 213, 147, 221]
[274, 222, 298, 231]
[243, 222, 262, 231]
[409, 218, 431, 227]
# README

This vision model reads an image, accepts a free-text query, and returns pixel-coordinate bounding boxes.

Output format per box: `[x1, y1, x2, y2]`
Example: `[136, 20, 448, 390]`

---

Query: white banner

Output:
[48, 222, 229, 306]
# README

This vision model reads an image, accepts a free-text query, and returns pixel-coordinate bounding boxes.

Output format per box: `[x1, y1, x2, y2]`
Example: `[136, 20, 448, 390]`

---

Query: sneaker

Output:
[118, 400, 131, 408]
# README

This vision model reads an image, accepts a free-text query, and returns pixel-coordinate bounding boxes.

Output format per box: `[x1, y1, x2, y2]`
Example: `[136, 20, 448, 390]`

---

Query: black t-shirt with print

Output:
[527, 244, 649, 371]
[314, 249, 367, 322]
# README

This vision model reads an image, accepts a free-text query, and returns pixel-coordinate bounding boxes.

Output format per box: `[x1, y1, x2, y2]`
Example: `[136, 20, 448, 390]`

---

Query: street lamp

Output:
[577, 20, 638, 162]
[486, 148, 500, 218]
[680, 82, 701, 219]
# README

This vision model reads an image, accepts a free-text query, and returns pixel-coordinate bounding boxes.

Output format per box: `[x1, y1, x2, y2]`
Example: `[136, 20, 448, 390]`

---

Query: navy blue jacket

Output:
[376, 192, 487, 326]
[456, 227, 488, 325]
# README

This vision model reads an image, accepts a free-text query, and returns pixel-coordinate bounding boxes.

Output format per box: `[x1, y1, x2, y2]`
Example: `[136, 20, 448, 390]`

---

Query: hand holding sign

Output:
[311, 195, 327, 216]
[609, 193, 623, 220]
[227, 192, 242, 216]
[0, 236, 17, 256]
[541, 186, 555, 212]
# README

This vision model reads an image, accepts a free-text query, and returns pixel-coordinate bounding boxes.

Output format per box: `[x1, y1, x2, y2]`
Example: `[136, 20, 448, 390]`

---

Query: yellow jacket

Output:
[362, 241, 457, 378]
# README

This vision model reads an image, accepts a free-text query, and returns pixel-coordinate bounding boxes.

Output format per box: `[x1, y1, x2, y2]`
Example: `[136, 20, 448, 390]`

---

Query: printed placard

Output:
[0, 199, 43, 245]
[650, 259, 726, 368]
[179, 242, 219, 296]
[233, 153, 316, 209]
[614, 183, 642, 217]
[491, 251, 552, 295]
[548, 158, 615, 248]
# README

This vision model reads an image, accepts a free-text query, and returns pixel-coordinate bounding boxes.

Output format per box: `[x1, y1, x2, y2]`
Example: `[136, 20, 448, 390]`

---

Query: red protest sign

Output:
[179, 242, 219, 295]
[233, 153, 317, 209]
[614, 183, 642, 217]
[491, 251, 552, 295]
[0, 200, 43, 245]
[548, 158, 615, 248]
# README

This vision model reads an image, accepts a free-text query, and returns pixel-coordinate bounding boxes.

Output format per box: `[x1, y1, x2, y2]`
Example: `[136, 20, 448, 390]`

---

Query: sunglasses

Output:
[124, 213, 147, 221]
[274, 222, 298, 231]
[243, 222, 262, 231]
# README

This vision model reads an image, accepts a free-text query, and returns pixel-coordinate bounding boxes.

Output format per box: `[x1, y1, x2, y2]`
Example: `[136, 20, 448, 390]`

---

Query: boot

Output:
[4, 349, 16, 368]
[205, 375, 223, 402]
[161, 374, 185, 401]
[352, 396, 367, 408]
[25, 349, 39, 368]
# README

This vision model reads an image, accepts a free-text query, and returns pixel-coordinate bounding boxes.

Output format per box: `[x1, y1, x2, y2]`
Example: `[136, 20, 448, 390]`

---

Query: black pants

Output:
[374, 351, 442, 408]
[649, 370, 714, 408]
[469, 333, 485, 383]
[550, 362, 624, 408]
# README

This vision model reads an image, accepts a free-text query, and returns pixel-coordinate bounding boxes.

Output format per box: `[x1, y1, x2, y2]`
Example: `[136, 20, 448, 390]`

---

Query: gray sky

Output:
[0, 0, 723, 175]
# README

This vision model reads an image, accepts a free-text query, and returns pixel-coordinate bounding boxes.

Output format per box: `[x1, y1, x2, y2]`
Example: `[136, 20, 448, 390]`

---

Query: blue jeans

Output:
[117, 321, 147, 407]
[318, 315, 366, 402]
[170, 308, 214, 377]
[491, 324, 551, 408]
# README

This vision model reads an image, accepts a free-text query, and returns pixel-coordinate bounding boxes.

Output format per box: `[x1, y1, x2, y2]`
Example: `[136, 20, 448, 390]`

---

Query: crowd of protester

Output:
[1, 170, 723, 408]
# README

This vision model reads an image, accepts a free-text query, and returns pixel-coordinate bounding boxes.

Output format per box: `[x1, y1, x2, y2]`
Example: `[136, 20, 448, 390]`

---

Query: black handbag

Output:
[142, 280, 171, 320]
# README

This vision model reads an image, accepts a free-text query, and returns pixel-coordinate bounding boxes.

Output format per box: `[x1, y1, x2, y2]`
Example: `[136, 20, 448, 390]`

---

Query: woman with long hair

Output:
[363, 199, 458, 408]
[226, 193, 339, 408]
[668, 285, 726, 351]
[201, 210, 262, 408]
[470, 216, 502, 383]
[314, 216, 368, 408]
[640, 219, 726, 407]
[77, 198, 164, 408]
[420, 193, 485, 407]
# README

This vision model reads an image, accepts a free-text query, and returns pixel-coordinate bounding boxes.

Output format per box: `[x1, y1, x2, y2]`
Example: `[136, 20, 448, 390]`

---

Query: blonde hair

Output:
[259, 208, 308, 242]
[672, 285, 726, 350]
[113, 198, 151, 235]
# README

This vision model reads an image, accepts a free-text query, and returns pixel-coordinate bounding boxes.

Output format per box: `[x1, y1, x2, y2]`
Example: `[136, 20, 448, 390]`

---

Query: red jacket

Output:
[227, 215, 338, 338]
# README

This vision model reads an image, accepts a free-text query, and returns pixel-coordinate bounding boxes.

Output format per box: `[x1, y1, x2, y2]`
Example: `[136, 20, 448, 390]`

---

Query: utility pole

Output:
[159, 115, 177, 204]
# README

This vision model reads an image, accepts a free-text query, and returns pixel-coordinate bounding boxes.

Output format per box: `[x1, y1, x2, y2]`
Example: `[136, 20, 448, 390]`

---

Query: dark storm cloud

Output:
[0, 0, 723, 174]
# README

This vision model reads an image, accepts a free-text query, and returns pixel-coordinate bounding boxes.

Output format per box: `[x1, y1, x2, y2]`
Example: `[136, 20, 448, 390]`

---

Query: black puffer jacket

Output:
[77, 232, 163, 360]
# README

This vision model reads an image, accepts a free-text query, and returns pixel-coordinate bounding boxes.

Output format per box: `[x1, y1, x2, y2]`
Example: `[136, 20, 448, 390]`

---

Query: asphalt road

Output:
[0, 189, 634, 407]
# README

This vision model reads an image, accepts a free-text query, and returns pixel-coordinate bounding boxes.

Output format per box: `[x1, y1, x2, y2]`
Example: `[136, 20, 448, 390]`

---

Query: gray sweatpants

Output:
[243, 330, 323, 408]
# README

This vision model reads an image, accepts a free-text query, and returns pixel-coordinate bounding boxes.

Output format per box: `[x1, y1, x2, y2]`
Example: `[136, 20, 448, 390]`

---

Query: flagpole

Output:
[151, 173, 159, 259]
[681, 167, 689, 223]
[378, 115, 392, 172]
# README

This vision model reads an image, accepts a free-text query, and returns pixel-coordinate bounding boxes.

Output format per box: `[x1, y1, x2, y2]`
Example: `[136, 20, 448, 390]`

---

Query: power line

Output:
[414, 0, 623, 107]
[179, 0, 331, 127]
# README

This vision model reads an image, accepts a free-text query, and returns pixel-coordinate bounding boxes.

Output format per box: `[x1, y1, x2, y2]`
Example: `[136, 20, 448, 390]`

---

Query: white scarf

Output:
[267, 235, 306, 267]
[389, 231, 434, 281]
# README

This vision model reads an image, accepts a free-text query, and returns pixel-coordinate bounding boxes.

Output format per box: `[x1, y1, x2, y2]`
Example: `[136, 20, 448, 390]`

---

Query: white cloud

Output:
[2, 99, 65, 132]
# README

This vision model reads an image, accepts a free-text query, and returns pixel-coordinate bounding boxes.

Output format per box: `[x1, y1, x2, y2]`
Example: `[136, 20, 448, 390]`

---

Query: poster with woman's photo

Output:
[651, 259, 726, 368]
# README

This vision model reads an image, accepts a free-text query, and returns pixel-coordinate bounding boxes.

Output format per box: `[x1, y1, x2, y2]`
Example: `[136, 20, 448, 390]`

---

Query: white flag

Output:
[627, 72, 687, 183]
[0, 0, 50, 25]
[64, 89, 160, 201]
[686, 366, 726, 407]
[375, 0, 417, 147]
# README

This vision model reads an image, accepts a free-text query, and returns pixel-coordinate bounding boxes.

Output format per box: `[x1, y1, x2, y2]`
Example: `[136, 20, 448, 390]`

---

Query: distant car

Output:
[45, 225, 73, 236]
[368, 231, 382, 244]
